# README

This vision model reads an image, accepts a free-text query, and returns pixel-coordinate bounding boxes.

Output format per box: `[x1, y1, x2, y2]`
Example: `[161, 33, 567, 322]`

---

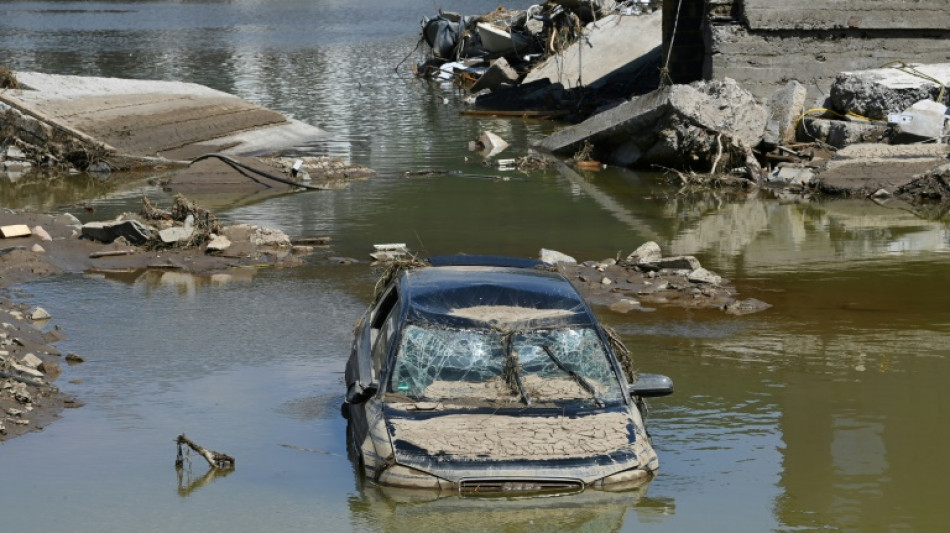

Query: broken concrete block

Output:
[768, 165, 814, 186]
[888, 99, 949, 142]
[537, 79, 766, 170]
[540, 248, 576, 265]
[523, 12, 661, 89]
[817, 143, 950, 196]
[205, 234, 231, 253]
[652, 256, 702, 271]
[475, 131, 509, 158]
[0, 224, 31, 238]
[81, 219, 154, 245]
[470, 57, 519, 93]
[608, 298, 641, 314]
[10, 362, 44, 379]
[32, 225, 52, 241]
[763, 80, 807, 146]
[830, 64, 950, 120]
[159, 214, 195, 244]
[370, 243, 409, 262]
[5, 146, 26, 160]
[627, 241, 661, 264]
[800, 118, 887, 149]
[65, 353, 85, 364]
[20, 353, 42, 369]
[688, 267, 722, 285]
[28, 307, 50, 321]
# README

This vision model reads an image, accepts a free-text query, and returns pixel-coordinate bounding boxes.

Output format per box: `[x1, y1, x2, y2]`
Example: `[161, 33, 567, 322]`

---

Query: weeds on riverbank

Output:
[0, 66, 19, 89]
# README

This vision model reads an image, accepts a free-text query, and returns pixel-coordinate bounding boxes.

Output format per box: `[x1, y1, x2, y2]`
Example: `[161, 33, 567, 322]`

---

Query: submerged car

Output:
[343, 255, 673, 495]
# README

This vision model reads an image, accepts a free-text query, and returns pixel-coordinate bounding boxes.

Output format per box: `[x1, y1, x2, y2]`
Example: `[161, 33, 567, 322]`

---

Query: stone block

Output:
[830, 63, 950, 120]
[763, 80, 807, 146]
[81, 219, 154, 245]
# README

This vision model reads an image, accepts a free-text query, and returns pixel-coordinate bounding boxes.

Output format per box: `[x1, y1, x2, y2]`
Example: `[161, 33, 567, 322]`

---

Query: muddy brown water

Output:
[3, 2, 950, 531]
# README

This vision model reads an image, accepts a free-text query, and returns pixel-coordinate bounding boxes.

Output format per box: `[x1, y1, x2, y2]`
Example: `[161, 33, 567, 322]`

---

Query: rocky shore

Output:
[0, 198, 322, 441]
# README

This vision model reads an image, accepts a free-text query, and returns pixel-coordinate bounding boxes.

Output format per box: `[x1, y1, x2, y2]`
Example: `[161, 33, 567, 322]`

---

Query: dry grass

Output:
[0, 66, 19, 90]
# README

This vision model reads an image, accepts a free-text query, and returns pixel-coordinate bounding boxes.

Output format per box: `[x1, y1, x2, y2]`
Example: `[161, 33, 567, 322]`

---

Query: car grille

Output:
[458, 477, 584, 496]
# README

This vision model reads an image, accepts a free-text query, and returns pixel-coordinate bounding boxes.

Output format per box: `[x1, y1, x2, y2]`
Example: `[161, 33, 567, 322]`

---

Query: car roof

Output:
[398, 265, 595, 329]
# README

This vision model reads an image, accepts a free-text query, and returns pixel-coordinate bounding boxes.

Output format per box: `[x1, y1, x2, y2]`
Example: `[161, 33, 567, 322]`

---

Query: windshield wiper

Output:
[504, 333, 531, 406]
[541, 345, 605, 408]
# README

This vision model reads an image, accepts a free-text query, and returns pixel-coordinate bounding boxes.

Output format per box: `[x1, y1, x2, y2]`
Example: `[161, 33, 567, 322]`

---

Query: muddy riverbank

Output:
[0, 202, 327, 441]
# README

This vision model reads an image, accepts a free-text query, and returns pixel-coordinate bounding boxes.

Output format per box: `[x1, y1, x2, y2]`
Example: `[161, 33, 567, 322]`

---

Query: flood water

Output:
[2, 2, 950, 532]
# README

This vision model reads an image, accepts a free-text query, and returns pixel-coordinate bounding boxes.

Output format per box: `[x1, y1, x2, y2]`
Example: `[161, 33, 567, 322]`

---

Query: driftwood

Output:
[175, 434, 235, 470]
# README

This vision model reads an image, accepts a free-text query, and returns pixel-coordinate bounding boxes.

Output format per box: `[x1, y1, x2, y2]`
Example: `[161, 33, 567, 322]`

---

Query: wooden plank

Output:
[0, 224, 31, 238]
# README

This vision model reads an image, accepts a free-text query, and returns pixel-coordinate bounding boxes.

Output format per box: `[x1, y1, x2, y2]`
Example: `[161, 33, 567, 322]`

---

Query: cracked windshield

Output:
[1, 0, 950, 531]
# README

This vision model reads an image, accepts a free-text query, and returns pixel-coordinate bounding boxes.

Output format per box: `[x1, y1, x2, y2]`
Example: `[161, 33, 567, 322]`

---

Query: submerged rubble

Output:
[413, 2, 950, 205]
[367, 244, 769, 316]
[544, 243, 770, 315]
[415, 2, 662, 119]
[0, 291, 76, 441]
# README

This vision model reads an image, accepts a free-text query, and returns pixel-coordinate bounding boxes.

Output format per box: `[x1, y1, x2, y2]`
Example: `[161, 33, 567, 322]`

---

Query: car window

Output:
[370, 288, 399, 382]
[387, 324, 622, 406]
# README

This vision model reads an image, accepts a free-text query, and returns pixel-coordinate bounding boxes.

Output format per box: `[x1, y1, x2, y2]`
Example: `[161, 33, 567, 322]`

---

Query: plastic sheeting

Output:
[389, 324, 623, 405]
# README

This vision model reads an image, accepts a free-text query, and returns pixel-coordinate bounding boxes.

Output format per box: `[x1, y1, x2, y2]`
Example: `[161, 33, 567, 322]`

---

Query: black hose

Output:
[189, 153, 332, 191]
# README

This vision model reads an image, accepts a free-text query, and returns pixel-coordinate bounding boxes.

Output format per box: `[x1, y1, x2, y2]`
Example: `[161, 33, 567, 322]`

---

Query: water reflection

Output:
[349, 483, 674, 533]
[86, 267, 256, 298]
[176, 463, 235, 498]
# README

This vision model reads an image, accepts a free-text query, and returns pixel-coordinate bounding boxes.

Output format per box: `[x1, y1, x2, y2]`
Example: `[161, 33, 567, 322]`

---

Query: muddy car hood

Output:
[384, 404, 657, 483]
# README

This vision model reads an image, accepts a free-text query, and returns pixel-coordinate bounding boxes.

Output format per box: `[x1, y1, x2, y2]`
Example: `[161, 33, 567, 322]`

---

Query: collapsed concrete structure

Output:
[662, 0, 950, 102]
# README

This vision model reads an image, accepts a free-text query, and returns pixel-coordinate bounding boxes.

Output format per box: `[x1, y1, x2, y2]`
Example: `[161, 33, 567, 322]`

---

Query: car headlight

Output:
[376, 464, 447, 490]
[595, 468, 653, 491]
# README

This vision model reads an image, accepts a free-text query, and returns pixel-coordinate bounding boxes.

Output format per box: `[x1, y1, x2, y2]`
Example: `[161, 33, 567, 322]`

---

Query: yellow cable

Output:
[794, 108, 873, 132]
[879, 60, 946, 104]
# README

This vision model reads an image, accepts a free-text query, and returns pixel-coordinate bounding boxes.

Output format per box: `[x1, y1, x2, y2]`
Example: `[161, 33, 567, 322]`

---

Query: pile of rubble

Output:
[78, 194, 312, 260]
[541, 244, 770, 315]
[363, 242, 769, 315]
[535, 63, 950, 202]
[416, 1, 661, 117]
[0, 303, 80, 441]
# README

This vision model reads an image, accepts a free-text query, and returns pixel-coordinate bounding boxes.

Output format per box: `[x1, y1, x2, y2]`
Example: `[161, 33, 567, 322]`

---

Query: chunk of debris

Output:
[0, 225, 31, 239]
[688, 267, 722, 285]
[470, 57, 519, 93]
[31, 226, 52, 242]
[158, 214, 196, 244]
[723, 298, 772, 315]
[816, 143, 950, 196]
[205, 234, 231, 253]
[763, 80, 808, 147]
[20, 353, 43, 369]
[888, 99, 949, 143]
[830, 63, 950, 121]
[768, 165, 814, 187]
[540, 248, 577, 265]
[472, 131, 510, 158]
[370, 243, 409, 263]
[536, 79, 767, 171]
[626, 241, 661, 264]
[28, 307, 50, 321]
[798, 116, 888, 149]
[81, 219, 154, 245]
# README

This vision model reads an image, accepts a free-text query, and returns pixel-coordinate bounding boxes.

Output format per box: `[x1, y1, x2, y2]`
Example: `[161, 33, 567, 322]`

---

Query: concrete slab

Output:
[523, 12, 661, 89]
[535, 78, 766, 167]
[816, 143, 950, 196]
[0, 72, 330, 162]
[830, 63, 950, 120]
[741, 0, 950, 31]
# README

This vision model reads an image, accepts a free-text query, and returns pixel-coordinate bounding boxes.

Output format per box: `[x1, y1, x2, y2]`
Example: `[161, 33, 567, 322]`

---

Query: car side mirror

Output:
[345, 383, 378, 405]
[630, 373, 673, 398]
